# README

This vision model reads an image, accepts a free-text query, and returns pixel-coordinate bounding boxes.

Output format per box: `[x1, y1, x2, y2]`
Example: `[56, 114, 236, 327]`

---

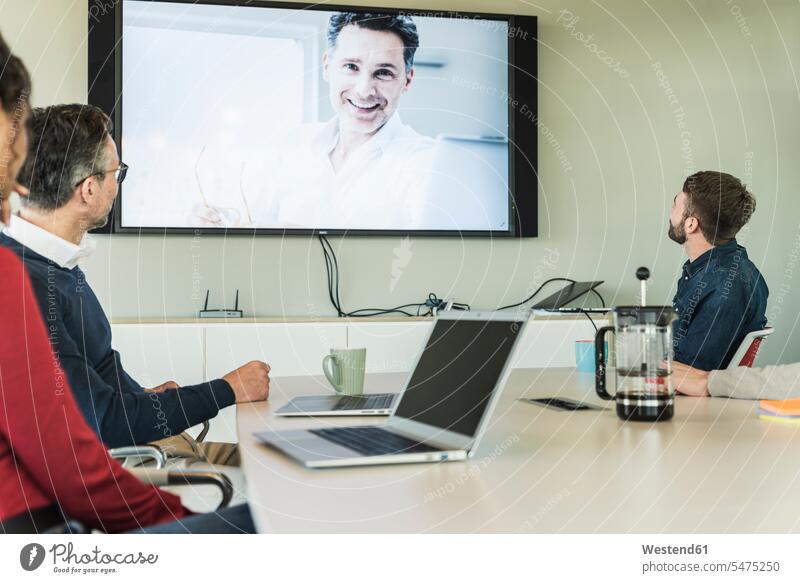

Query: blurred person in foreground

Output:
[0, 31, 254, 533]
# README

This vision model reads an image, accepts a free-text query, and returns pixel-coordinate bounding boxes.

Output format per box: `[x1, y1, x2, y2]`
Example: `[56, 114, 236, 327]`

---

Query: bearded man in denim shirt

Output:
[668, 171, 769, 371]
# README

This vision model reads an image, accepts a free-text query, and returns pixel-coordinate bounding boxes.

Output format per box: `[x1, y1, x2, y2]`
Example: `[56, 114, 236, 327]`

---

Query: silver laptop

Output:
[254, 311, 527, 468]
[274, 392, 397, 417]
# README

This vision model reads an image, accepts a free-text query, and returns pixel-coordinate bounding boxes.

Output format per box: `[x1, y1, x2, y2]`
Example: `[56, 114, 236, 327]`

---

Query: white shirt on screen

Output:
[249, 113, 435, 230]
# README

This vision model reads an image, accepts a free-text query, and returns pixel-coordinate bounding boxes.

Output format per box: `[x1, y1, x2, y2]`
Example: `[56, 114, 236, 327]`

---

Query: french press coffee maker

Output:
[595, 268, 677, 421]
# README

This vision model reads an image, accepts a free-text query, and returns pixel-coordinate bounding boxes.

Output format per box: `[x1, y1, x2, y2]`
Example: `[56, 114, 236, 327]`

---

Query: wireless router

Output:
[198, 290, 244, 318]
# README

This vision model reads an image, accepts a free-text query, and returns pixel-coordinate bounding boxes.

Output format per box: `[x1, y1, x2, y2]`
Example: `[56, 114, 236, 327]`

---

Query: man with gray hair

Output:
[0, 103, 271, 465]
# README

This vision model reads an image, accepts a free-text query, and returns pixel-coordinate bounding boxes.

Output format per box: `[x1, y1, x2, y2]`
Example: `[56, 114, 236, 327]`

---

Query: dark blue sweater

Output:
[0, 233, 235, 448]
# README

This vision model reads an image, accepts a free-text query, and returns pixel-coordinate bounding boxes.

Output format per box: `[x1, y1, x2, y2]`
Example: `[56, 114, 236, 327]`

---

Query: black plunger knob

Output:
[636, 267, 650, 282]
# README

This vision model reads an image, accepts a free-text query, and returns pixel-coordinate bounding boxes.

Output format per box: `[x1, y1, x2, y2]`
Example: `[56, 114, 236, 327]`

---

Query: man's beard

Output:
[92, 214, 108, 229]
[668, 220, 686, 245]
[91, 202, 114, 230]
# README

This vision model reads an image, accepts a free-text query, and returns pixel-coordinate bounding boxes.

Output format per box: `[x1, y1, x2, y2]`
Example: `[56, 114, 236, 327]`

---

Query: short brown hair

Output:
[0, 31, 31, 114]
[682, 171, 755, 245]
[18, 104, 112, 211]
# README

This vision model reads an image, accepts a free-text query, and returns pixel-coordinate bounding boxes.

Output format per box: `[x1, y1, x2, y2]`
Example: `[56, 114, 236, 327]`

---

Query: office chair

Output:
[109, 444, 167, 468]
[0, 467, 233, 534]
[108, 419, 211, 468]
[130, 467, 234, 509]
[728, 327, 775, 368]
[108, 424, 239, 511]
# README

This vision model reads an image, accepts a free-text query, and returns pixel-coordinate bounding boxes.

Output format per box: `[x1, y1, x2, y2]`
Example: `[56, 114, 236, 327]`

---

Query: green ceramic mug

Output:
[322, 348, 366, 396]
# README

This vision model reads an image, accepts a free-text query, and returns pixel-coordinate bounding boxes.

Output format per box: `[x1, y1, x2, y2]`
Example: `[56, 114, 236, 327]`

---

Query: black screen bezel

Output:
[88, 0, 538, 237]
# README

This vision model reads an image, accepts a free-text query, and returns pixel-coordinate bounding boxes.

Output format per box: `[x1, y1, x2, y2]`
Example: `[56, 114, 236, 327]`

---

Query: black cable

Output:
[348, 309, 417, 317]
[318, 235, 344, 316]
[328, 238, 343, 313]
[580, 309, 598, 332]
[319, 235, 344, 315]
[320, 237, 336, 311]
[321, 247, 335, 313]
[318, 235, 432, 318]
[320, 240, 333, 309]
[347, 303, 424, 317]
[318, 235, 589, 318]
[591, 289, 606, 307]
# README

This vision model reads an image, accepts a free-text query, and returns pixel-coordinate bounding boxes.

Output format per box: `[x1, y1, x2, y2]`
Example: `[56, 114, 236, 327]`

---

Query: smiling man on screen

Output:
[197, 12, 435, 230]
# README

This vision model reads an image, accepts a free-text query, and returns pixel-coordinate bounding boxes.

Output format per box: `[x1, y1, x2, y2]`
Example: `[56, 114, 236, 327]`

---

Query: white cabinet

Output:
[111, 318, 602, 384]
[204, 323, 348, 379]
[347, 321, 431, 373]
[345, 318, 605, 372]
[111, 323, 221, 441]
[513, 317, 603, 368]
[111, 324, 204, 387]
[110, 315, 604, 444]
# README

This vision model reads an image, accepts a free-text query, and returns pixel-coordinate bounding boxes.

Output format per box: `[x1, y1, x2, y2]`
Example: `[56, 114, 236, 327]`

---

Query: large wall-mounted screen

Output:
[89, 1, 538, 236]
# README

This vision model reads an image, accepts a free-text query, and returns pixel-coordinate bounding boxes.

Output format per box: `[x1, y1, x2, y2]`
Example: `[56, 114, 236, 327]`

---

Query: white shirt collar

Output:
[4, 214, 95, 269]
[312, 112, 405, 156]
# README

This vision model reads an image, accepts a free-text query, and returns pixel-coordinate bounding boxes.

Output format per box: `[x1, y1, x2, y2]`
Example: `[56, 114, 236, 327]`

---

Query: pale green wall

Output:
[3, 0, 799, 364]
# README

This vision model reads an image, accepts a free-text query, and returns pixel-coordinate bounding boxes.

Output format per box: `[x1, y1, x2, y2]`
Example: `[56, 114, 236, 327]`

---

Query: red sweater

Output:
[0, 247, 191, 531]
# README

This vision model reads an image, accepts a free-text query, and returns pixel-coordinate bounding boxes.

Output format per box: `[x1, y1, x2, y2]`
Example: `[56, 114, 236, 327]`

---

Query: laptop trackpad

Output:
[280, 395, 341, 413]
[257, 429, 359, 460]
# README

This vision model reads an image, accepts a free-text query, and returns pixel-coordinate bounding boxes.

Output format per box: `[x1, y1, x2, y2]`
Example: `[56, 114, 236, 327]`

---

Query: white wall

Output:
[2, 0, 799, 365]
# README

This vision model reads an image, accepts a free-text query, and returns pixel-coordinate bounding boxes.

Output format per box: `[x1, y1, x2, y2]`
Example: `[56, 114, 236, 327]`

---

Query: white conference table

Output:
[236, 367, 800, 533]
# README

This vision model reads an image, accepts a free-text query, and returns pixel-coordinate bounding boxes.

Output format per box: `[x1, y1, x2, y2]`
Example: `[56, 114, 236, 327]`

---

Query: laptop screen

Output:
[530, 281, 603, 310]
[394, 318, 523, 437]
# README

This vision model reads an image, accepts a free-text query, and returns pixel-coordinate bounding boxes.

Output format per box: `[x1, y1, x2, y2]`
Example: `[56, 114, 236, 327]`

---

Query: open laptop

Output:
[254, 311, 527, 468]
[274, 392, 397, 417]
[530, 281, 608, 313]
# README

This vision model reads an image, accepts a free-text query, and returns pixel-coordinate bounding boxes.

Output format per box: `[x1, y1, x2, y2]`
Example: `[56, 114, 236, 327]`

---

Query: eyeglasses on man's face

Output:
[74, 162, 129, 188]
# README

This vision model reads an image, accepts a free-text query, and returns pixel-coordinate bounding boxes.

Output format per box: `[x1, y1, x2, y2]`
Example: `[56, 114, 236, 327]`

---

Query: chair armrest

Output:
[43, 520, 88, 534]
[129, 468, 234, 510]
[196, 420, 210, 443]
[108, 445, 167, 469]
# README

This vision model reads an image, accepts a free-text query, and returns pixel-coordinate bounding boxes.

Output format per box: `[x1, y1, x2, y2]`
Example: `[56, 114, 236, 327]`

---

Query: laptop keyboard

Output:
[332, 393, 396, 411]
[310, 426, 440, 457]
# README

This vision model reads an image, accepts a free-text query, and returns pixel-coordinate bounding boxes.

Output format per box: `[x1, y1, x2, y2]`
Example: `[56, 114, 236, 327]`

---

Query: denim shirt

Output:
[672, 239, 768, 371]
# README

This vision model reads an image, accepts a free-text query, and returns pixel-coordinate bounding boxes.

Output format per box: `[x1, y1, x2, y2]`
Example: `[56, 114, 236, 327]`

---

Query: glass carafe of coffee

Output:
[595, 305, 677, 421]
